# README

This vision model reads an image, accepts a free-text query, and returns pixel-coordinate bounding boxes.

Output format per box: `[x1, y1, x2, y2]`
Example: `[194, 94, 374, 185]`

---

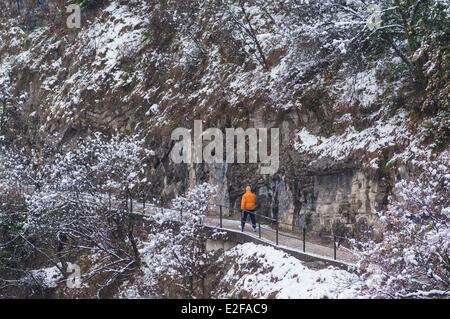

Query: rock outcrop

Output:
[1, 0, 444, 236]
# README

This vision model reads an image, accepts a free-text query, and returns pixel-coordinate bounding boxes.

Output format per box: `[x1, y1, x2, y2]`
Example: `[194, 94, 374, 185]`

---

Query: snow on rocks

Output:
[334, 67, 385, 109]
[294, 111, 409, 165]
[29, 265, 65, 289]
[217, 243, 365, 299]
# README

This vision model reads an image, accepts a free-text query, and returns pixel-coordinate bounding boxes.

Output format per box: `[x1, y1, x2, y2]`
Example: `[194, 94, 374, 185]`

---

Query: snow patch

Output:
[218, 243, 365, 299]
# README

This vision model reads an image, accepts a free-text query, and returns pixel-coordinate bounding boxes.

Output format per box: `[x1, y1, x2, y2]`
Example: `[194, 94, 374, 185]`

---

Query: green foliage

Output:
[367, 0, 449, 114]
[377, 0, 449, 52]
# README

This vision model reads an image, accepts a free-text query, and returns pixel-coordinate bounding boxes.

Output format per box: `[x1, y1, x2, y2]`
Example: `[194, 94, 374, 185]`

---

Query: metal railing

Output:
[125, 191, 349, 261]
[211, 202, 347, 260]
[2, 185, 351, 261]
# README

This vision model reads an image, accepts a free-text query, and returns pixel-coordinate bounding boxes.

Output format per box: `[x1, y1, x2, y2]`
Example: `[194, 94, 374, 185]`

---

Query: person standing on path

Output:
[241, 186, 257, 232]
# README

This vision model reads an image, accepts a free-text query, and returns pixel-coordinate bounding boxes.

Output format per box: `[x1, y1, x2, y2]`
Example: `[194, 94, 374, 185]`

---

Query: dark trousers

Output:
[241, 210, 256, 230]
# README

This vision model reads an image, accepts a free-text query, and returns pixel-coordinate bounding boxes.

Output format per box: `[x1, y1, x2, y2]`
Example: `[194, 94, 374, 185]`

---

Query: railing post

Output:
[219, 205, 223, 228]
[130, 194, 133, 214]
[333, 235, 337, 260]
[240, 211, 243, 232]
[180, 206, 183, 221]
[108, 192, 112, 212]
[275, 215, 279, 246]
[303, 227, 306, 252]
[258, 215, 261, 239]
[143, 194, 146, 214]
[125, 188, 129, 213]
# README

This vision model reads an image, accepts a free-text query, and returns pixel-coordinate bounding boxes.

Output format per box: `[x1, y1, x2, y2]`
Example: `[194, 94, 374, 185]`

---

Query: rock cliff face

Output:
[295, 170, 385, 232]
[0, 1, 444, 235]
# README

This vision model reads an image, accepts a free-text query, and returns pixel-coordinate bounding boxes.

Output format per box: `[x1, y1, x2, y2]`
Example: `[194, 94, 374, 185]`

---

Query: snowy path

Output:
[120, 199, 358, 265]
[204, 217, 358, 264]
[2, 189, 357, 265]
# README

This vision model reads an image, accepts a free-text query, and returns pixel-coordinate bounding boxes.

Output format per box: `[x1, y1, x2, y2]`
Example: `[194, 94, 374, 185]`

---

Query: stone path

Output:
[204, 217, 358, 264]
[129, 202, 357, 264]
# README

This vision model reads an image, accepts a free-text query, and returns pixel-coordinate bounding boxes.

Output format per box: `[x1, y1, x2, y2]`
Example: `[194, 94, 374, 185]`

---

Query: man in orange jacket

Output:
[241, 186, 257, 232]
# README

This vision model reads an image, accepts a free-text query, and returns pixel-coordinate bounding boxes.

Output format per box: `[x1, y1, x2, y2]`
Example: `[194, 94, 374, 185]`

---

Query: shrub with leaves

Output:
[364, 0, 449, 112]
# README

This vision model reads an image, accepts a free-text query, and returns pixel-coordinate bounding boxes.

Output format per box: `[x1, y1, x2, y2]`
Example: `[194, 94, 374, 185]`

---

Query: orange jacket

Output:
[241, 191, 257, 211]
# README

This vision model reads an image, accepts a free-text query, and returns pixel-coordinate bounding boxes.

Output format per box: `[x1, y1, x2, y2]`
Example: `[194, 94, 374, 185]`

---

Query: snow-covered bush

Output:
[26, 133, 150, 259]
[40, 132, 152, 194]
[1, 133, 152, 295]
[171, 182, 216, 222]
[0, 146, 37, 195]
[359, 155, 450, 298]
[131, 183, 218, 298]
